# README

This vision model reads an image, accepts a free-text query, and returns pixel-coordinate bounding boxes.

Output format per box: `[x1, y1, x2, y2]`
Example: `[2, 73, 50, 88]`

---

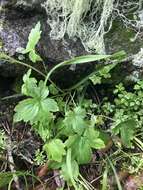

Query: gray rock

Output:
[0, 2, 143, 87]
[0, 0, 45, 10]
[105, 21, 143, 55]
[0, 8, 87, 77]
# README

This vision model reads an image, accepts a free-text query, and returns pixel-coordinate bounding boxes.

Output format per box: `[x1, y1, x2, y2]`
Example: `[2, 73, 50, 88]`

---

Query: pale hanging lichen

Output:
[133, 48, 143, 68]
[3, 0, 141, 54]
[78, 0, 115, 54]
[42, 0, 143, 54]
[42, 0, 115, 54]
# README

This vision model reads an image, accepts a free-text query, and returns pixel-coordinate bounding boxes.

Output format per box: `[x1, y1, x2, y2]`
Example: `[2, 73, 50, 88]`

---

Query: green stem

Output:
[107, 156, 122, 190]
[44, 61, 66, 85]
[1, 94, 24, 101]
[0, 53, 46, 77]
[43, 52, 123, 89]
[0, 53, 63, 93]
[102, 166, 108, 190]
[66, 148, 77, 189]
[44, 53, 110, 86]
[64, 70, 98, 91]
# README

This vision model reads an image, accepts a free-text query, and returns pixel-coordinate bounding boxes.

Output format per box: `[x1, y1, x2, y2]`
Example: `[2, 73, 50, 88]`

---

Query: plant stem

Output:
[107, 157, 122, 190]
[0, 53, 63, 92]
[44, 61, 65, 85]
[0, 53, 46, 77]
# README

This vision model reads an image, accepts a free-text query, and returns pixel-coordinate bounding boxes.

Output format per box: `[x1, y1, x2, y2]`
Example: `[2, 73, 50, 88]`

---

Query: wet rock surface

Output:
[0, 5, 87, 77]
[1, 0, 45, 10]
[0, 1, 143, 87]
[105, 20, 143, 55]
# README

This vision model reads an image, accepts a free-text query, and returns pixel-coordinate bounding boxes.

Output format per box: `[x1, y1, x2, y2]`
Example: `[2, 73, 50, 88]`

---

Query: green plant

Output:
[0, 171, 45, 189]
[101, 166, 108, 190]
[22, 22, 42, 63]
[12, 21, 126, 189]
[34, 149, 46, 165]
[129, 154, 143, 173]
[14, 68, 106, 188]
[101, 81, 143, 148]
[89, 63, 117, 85]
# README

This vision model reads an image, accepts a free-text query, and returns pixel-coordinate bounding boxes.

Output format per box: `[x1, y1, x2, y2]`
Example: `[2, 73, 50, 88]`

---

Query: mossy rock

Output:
[105, 20, 143, 55]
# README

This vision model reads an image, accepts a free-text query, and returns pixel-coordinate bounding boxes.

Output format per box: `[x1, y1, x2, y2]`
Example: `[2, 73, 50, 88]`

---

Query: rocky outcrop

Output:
[0, 1, 143, 86]
[1, 0, 45, 10]
[0, 4, 87, 77]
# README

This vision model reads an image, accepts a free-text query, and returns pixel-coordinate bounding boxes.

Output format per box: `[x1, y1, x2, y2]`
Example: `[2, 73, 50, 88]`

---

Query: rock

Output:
[0, 2, 143, 89]
[0, 7, 87, 77]
[1, 0, 45, 11]
[105, 20, 143, 55]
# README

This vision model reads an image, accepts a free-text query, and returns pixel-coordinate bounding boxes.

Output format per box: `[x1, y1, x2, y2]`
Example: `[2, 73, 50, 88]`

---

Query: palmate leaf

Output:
[14, 97, 58, 124]
[22, 70, 49, 99]
[41, 98, 59, 112]
[112, 119, 137, 147]
[22, 69, 38, 97]
[63, 107, 86, 135]
[36, 80, 49, 99]
[14, 98, 39, 123]
[14, 70, 59, 125]
[44, 139, 66, 162]
[73, 136, 92, 164]
[84, 127, 105, 149]
[65, 128, 105, 164]
[57, 120, 75, 137]
[65, 135, 92, 164]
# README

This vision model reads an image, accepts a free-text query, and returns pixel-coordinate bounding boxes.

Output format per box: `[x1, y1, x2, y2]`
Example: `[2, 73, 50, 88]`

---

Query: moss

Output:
[105, 20, 143, 55]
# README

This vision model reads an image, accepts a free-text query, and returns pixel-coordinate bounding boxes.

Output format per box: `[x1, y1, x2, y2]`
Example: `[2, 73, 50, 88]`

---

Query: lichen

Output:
[133, 48, 143, 68]
[126, 48, 143, 82]
[42, 0, 115, 54]
[42, 0, 142, 54]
